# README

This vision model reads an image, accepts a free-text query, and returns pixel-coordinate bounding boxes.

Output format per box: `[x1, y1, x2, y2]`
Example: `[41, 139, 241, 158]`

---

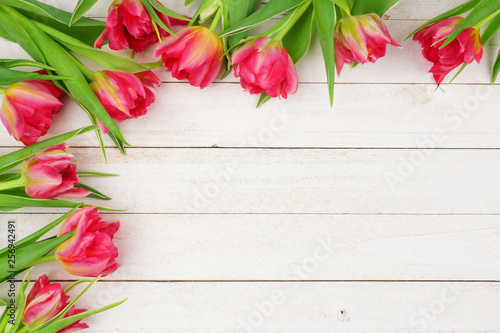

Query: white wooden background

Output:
[1, 0, 500, 332]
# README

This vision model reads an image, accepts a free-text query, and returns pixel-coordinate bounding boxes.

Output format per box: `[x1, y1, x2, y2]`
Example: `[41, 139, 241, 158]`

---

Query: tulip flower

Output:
[90, 70, 161, 133]
[154, 26, 224, 88]
[95, 0, 189, 53]
[0, 76, 64, 146]
[413, 17, 483, 84]
[231, 37, 298, 99]
[20, 144, 90, 199]
[334, 13, 401, 75]
[23, 275, 89, 332]
[55, 206, 120, 277]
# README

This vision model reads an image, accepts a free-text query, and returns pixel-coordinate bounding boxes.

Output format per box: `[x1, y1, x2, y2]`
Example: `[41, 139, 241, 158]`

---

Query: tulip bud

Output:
[334, 13, 401, 74]
[154, 26, 224, 88]
[0, 75, 64, 145]
[90, 70, 161, 133]
[95, 0, 189, 53]
[23, 275, 89, 332]
[413, 17, 483, 84]
[55, 206, 120, 277]
[20, 144, 90, 199]
[231, 37, 298, 99]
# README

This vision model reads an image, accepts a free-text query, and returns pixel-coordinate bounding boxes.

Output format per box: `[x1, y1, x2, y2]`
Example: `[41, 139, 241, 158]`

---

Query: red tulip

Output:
[95, 0, 189, 53]
[413, 17, 483, 84]
[23, 275, 89, 332]
[55, 206, 120, 277]
[0, 75, 64, 146]
[20, 144, 90, 199]
[154, 26, 224, 88]
[231, 37, 298, 99]
[90, 70, 161, 133]
[334, 13, 401, 74]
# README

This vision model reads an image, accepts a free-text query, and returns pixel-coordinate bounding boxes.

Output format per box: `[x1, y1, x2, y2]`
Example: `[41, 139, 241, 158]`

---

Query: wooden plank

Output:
[4, 213, 500, 281]
[2, 281, 498, 332]
[38, 0, 475, 21]
[1, 83, 499, 148]
[2, 19, 498, 86]
[2, 147, 500, 215]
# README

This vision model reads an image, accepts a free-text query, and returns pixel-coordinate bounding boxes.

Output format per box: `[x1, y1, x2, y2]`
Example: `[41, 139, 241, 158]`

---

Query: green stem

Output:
[473, 8, 500, 29]
[17, 326, 29, 333]
[0, 86, 6, 94]
[0, 177, 23, 191]
[68, 53, 94, 81]
[268, 0, 312, 41]
[29, 253, 57, 266]
[209, 6, 223, 32]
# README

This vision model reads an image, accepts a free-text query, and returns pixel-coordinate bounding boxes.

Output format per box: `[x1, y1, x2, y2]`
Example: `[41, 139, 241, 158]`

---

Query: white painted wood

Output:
[4, 214, 500, 281]
[1, 1, 500, 332]
[39, 0, 476, 21]
[2, 147, 500, 215]
[12, 281, 500, 333]
[1, 83, 500, 149]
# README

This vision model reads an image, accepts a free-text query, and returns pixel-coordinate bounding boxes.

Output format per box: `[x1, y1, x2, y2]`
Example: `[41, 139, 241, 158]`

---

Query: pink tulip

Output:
[23, 275, 89, 332]
[0, 75, 64, 146]
[334, 13, 401, 74]
[55, 206, 120, 277]
[20, 144, 90, 199]
[95, 0, 189, 53]
[413, 17, 483, 84]
[154, 26, 224, 88]
[90, 70, 161, 133]
[231, 37, 298, 99]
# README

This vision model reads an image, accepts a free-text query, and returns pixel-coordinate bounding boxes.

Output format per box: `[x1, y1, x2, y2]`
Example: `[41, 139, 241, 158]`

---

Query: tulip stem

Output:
[209, 6, 223, 32]
[0, 177, 23, 191]
[473, 8, 500, 29]
[30, 253, 57, 266]
[269, 0, 312, 41]
[0, 86, 6, 94]
[69, 54, 95, 81]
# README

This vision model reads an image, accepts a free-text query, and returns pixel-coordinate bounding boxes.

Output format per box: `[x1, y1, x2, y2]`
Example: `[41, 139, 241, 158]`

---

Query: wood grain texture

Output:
[4, 214, 500, 281]
[1, 1, 499, 332]
[3, 147, 499, 214]
[2, 281, 498, 333]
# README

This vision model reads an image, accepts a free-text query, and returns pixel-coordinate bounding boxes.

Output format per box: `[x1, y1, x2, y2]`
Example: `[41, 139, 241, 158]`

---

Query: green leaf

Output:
[443, 0, 500, 47]
[481, 12, 500, 44]
[187, 0, 214, 27]
[0, 6, 45, 62]
[0, 59, 55, 70]
[0, 0, 106, 46]
[0, 23, 14, 42]
[0, 193, 124, 212]
[256, 93, 272, 108]
[221, 0, 308, 37]
[283, 3, 315, 63]
[407, 0, 481, 40]
[77, 183, 112, 200]
[313, 0, 336, 106]
[224, 0, 257, 49]
[148, 0, 190, 23]
[0, 126, 97, 174]
[0, 232, 74, 282]
[78, 172, 119, 177]
[0, 66, 72, 86]
[0, 206, 82, 258]
[492, 45, 500, 83]
[331, 0, 350, 15]
[350, 0, 400, 17]
[34, 299, 126, 333]
[36, 22, 161, 73]
[70, 0, 99, 26]
[141, 0, 176, 37]
[0, 7, 128, 146]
